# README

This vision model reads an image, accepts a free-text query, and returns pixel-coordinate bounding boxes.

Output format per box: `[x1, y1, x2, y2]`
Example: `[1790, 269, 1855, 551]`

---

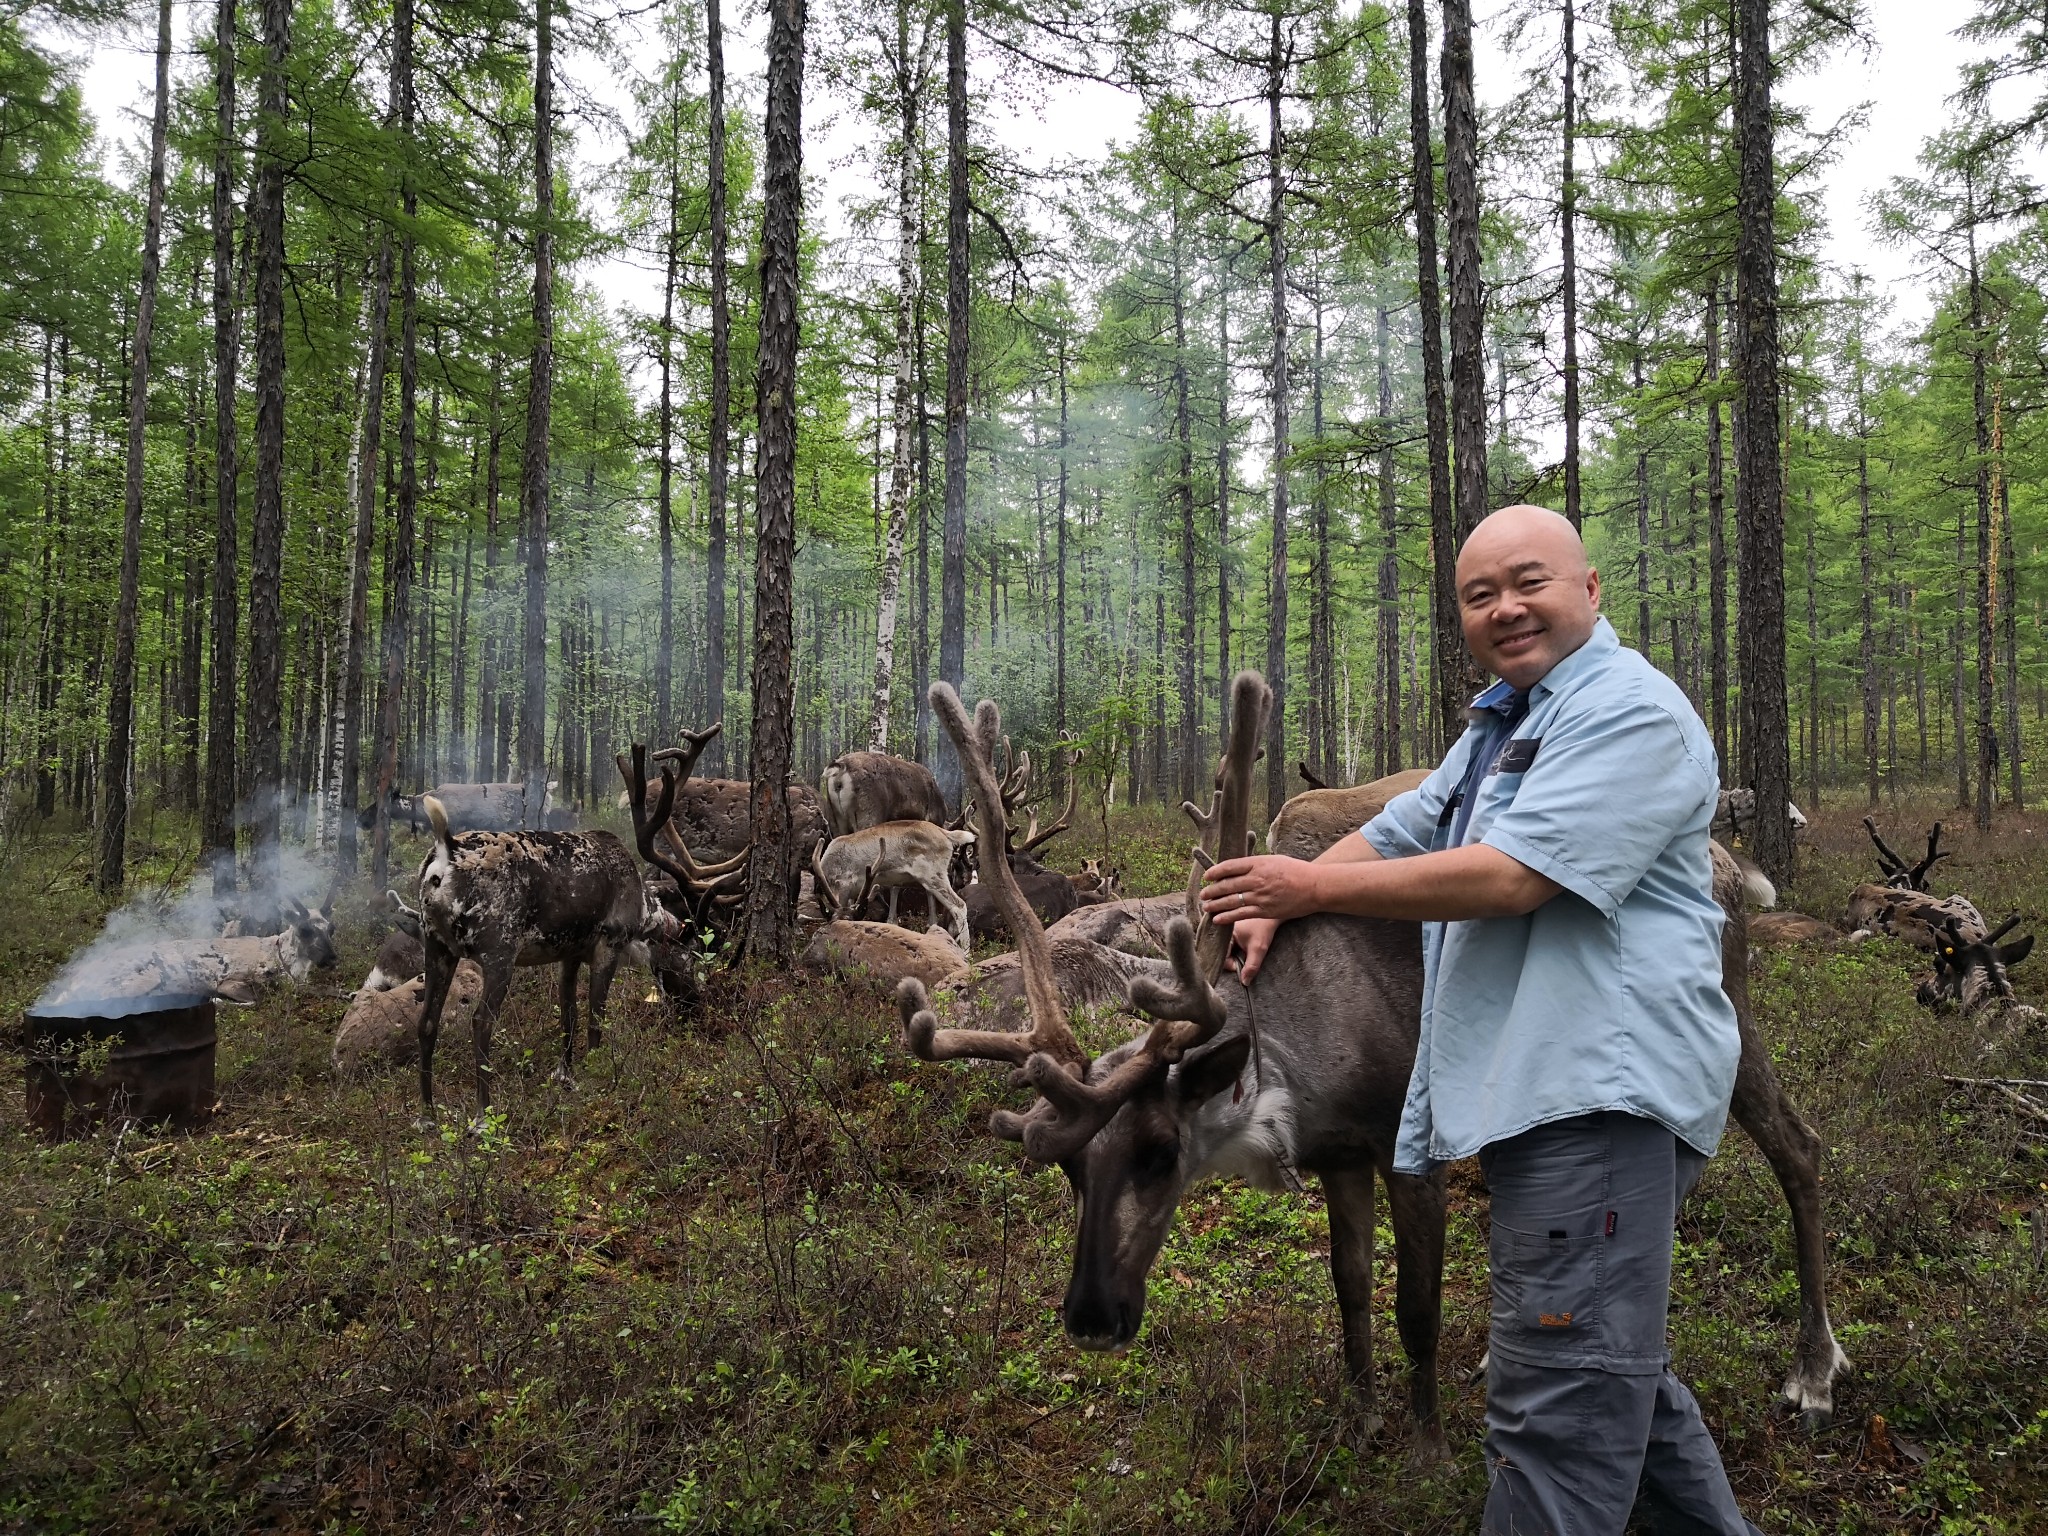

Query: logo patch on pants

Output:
[1538, 1311, 1574, 1328]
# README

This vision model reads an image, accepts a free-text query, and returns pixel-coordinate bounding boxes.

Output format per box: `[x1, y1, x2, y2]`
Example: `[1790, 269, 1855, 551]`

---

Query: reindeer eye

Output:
[1134, 1142, 1179, 1182]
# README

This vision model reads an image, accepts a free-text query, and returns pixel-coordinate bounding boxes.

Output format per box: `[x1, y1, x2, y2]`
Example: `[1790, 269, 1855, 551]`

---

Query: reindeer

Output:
[1267, 769, 1431, 861]
[821, 749, 946, 836]
[900, 672, 1852, 1447]
[1845, 884, 1986, 952]
[1863, 817, 1951, 891]
[1915, 913, 2037, 1019]
[800, 918, 967, 991]
[811, 822, 975, 945]
[1714, 787, 1809, 842]
[371, 780, 569, 834]
[620, 727, 825, 861]
[411, 736, 740, 1116]
[1073, 859, 1121, 905]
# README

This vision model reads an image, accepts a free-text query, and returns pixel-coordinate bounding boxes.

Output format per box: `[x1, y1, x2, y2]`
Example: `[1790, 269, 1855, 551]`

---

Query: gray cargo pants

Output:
[1478, 1110, 1763, 1536]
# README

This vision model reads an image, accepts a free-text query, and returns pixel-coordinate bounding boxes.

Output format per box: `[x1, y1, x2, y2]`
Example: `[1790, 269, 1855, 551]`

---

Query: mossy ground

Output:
[1, 797, 2044, 1533]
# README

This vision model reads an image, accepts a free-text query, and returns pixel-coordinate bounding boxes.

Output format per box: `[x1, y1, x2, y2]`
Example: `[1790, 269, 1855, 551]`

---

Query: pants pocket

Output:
[1493, 1222, 1604, 1355]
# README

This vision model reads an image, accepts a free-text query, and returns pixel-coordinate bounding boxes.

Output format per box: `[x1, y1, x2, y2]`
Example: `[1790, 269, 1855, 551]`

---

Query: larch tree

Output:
[519, 0, 556, 824]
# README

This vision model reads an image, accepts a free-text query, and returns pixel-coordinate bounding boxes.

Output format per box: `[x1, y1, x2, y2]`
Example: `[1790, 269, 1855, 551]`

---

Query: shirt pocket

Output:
[1491, 1217, 1605, 1356]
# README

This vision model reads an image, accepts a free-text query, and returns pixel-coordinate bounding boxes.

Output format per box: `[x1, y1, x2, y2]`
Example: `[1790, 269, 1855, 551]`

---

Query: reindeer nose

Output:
[1063, 1293, 1140, 1352]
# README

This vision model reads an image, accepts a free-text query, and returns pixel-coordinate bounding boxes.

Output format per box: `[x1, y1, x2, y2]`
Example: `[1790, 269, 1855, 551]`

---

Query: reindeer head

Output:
[277, 895, 339, 980]
[619, 731, 749, 989]
[900, 673, 1271, 1353]
[1916, 913, 2034, 1016]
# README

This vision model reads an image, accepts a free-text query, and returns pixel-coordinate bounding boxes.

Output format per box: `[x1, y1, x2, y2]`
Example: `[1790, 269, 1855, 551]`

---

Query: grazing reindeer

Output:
[811, 822, 974, 945]
[1915, 913, 2037, 1019]
[902, 675, 1450, 1447]
[412, 737, 733, 1116]
[902, 672, 1853, 1442]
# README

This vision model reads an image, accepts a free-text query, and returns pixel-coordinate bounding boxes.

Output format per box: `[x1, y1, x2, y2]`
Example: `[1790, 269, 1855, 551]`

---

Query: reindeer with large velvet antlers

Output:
[411, 730, 742, 1118]
[899, 675, 1450, 1448]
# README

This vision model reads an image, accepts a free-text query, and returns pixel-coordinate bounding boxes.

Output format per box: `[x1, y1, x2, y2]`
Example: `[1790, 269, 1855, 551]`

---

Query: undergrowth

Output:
[0, 797, 2043, 1533]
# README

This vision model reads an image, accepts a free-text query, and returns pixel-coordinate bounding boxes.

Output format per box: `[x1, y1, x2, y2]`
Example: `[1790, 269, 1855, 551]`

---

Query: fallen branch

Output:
[1942, 1076, 2048, 1124]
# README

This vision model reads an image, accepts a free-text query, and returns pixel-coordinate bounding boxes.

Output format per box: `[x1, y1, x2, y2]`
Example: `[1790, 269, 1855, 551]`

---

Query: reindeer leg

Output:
[469, 953, 515, 1119]
[887, 886, 900, 927]
[1382, 1165, 1448, 1460]
[552, 955, 584, 1088]
[1730, 1033, 1849, 1429]
[934, 879, 971, 950]
[1321, 1166, 1381, 1435]
[586, 945, 620, 1054]
[416, 936, 458, 1124]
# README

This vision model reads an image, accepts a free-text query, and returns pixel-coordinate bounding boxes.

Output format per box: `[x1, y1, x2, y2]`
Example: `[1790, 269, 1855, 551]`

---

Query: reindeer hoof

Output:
[1407, 1428, 1452, 1468]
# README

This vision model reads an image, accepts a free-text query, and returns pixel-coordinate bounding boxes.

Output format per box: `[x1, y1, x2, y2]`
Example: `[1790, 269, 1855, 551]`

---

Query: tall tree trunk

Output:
[374, 0, 419, 888]
[746, 0, 807, 960]
[936, 0, 970, 809]
[868, 11, 918, 750]
[914, 299, 932, 761]
[205, 0, 241, 894]
[338, 230, 394, 874]
[1408, 0, 1458, 748]
[1560, 0, 1582, 526]
[99, 0, 174, 895]
[1734, 0, 1791, 882]
[1055, 347, 1068, 752]
[1633, 336, 1650, 652]
[1376, 298, 1400, 775]
[519, 0, 555, 824]
[1309, 287, 1334, 782]
[246, 0, 292, 898]
[656, 91, 680, 744]
[1995, 385, 2020, 809]
[1705, 282, 1729, 775]
[1968, 224, 1994, 830]
[705, 0, 730, 766]
[1263, 7, 1290, 818]
[1173, 196, 1199, 800]
[1854, 284, 1878, 806]
[1215, 267, 1231, 743]
[1442, 0, 1487, 547]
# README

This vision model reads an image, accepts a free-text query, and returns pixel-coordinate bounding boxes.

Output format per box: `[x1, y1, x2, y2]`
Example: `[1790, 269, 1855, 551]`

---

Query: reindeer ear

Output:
[1998, 933, 2034, 969]
[1174, 1035, 1252, 1106]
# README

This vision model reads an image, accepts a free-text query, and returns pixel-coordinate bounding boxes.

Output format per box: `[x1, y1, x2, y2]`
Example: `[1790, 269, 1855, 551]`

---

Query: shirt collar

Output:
[1467, 616, 1618, 716]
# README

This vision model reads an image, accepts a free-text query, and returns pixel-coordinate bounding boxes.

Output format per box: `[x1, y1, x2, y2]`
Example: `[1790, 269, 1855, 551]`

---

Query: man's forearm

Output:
[1306, 841, 1557, 920]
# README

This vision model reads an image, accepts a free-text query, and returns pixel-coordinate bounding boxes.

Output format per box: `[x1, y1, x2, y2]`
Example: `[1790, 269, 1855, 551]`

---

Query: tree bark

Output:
[1408, 0, 1458, 750]
[656, 90, 680, 745]
[1309, 286, 1334, 782]
[746, 0, 807, 961]
[1215, 267, 1232, 743]
[1853, 278, 1877, 806]
[1173, 194, 1199, 800]
[99, 0, 174, 895]
[1376, 298, 1401, 775]
[1263, 7, 1290, 819]
[519, 0, 555, 824]
[868, 5, 919, 750]
[1967, 218, 1994, 831]
[246, 0, 292, 899]
[1733, 0, 1792, 882]
[1705, 282, 1729, 775]
[936, 0, 970, 809]
[706, 0, 730, 766]
[1560, 0, 1582, 527]
[1442, 0, 1488, 548]
[205, 0, 241, 895]
[338, 230, 393, 875]
[373, 0, 419, 889]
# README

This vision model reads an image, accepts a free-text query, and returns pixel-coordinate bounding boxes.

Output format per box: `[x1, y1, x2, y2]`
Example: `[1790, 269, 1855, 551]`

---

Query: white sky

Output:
[54, 0, 2045, 369]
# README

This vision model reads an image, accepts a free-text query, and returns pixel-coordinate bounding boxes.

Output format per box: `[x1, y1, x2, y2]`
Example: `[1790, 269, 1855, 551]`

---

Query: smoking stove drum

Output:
[21, 992, 218, 1140]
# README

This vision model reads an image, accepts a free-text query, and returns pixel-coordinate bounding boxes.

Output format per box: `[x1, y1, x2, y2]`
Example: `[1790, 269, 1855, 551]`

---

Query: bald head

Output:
[1454, 503, 1602, 689]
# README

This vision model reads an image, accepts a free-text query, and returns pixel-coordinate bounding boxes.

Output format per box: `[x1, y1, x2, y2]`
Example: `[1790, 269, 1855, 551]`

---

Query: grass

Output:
[0, 795, 2045, 1533]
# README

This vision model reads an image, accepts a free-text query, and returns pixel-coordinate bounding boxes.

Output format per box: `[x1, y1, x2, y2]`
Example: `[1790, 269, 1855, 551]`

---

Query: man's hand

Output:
[1201, 855, 1323, 984]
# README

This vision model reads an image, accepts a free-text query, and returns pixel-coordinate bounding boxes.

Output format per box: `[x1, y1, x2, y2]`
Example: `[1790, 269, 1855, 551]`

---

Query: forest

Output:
[4, 0, 2048, 1529]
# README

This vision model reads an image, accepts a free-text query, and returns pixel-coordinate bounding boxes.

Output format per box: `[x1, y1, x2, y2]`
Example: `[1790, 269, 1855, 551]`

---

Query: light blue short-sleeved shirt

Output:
[1362, 617, 1739, 1175]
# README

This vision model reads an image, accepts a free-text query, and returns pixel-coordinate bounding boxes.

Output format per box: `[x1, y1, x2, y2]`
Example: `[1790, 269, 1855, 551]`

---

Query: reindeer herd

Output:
[288, 675, 2048, 1453]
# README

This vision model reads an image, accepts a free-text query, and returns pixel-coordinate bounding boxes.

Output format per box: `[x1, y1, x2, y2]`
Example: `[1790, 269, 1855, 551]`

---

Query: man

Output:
[1201, 504, 1760, 1536]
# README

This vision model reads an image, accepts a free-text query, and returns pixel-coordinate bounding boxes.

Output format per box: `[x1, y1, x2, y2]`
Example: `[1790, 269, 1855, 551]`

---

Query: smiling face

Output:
[1455, 504, 1602, 690]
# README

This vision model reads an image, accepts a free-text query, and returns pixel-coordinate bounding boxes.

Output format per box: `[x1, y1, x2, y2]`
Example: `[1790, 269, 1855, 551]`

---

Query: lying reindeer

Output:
[411, 736, 738, 1116]
[1915, 913, 2037, 1019]
[363, 889, 425, 992]
[901, 672, 1851, 1450]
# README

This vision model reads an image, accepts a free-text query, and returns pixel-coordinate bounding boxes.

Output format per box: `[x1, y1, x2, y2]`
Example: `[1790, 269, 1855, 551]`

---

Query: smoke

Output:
[36, 843, 334, 1011]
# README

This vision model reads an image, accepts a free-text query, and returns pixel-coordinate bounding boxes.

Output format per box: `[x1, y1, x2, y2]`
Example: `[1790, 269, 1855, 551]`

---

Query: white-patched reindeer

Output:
[410, 733, 742, 1116]
[811, 822, 976, 946]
